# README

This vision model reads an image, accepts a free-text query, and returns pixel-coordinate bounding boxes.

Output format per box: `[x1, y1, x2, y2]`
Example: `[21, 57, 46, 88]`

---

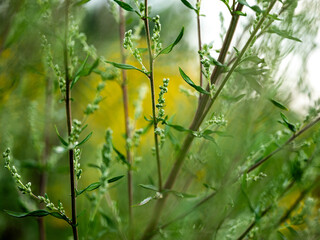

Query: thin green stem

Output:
[64, 0, 78, 239]
[119, 3, 134, 239]
[196, 0, 203, 91]
[143, 0, 162, 192]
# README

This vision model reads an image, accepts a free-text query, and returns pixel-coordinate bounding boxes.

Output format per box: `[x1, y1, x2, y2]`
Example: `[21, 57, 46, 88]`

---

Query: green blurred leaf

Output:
[113, 145, 130, 166]
[76, 132, 93, 147]
[267, 27, 302, 42]
[180, 0, 196, 11]
[71, 54, 89, 89]
[280, 113, 296, 132]
[238, 0, 263, 13]
[139, 184, 158, 191]
[240, 55, 264, 64]
[5, 210, 69, 223]
[179, 67, 210, 94]
[234, 11, 247, 16]
[107, 175, 124, 183]
[105, 61, 147, 75]
[55, 126, 68, 147]
[166, 123, 192, 133]
[113, 0, 135, 12]
[270, 99, 288, 111]
[157, 27, 184, 56]
[76, 182, 101, 196]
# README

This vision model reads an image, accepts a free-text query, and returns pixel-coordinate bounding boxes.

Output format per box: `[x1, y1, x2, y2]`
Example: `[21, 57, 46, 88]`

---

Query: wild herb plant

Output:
[1, 0, 320, 239]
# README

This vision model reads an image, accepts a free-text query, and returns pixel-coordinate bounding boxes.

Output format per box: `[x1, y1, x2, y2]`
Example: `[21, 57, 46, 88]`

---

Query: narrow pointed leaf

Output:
[55, 126, 68, 147]
[71, 54, 89, 89]
[267, 27, 302, 42]
[238, 0, 262, 13]
[76, 132, 93, 147]
[105, 61, 147, 75]
[166, 123, 192, 133]
[280, 113, 296, 132]
[76, 182, 101, 196]
[113, 145, 130, 166]
[139, 184, 158, 192]
[270, 99, 288, 111]
[157, 27, 184, 56]
[113, 0, 135, 12]
[180, 0, 196, 11]
[179, 67, 210, 94]
[107, 175, 124, 183]
[5, 209, 69, 222]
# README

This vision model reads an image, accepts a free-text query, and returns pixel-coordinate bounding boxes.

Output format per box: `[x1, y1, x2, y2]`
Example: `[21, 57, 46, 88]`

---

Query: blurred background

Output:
[0, 0, 320, 239]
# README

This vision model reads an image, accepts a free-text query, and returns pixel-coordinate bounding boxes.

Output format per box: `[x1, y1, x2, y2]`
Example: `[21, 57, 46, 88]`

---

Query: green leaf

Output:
[180, 0, 196, 11]
[208, 56, 226, 67]
[71, 54, 89, 89]
[267, 27, 302, 42]
[107, 175, 124, 183]
[202, 134, 217, 144]
[76, 182, 101, 196]
[139, 184, 158, 192]
[105, 61, 147, 75]
[5, 209, 69, 223]
[157, 27, 184, 56]
[166, 123, 192, 133]
[164, 189, 196, 198]
[113, 145, 130, 166]
[179, 67, 210, 94]
[113, 0, 135, 12]
[280, 113, 296, 132]
[238, 0, 263, 13]
[234, 11, 247, 16]
[270, 99, 288, 111]
[55, 126, 68, 147]
[76, 132, 93, 147]
[221, 94, 246, 102]
[240, 55, 264, 64]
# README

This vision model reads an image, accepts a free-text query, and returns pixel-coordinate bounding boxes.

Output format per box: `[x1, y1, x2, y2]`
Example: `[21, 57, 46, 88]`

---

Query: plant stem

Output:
[196, 0, 203, 91]
[64, 0, 78, 239]
[119, 3, 134, 239]
[143, 0, 162, 192]
[140, 3, 279, 239]
[247, 115, 320, 173]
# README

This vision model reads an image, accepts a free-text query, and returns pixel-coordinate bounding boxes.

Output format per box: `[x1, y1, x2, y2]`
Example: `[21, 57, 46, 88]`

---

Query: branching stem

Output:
[143, 0, 162, 192]
[64, 0, 78, 239]
[119, 3, 134, 239]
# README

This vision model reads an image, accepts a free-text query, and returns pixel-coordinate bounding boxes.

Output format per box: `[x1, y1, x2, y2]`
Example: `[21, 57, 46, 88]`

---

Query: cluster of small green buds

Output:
[154, 127, 166, 145]
[199, 43, 213, 80]
[38, 194, 65, 215]
[138, 2, 145, 17]
[123, 30, 147, 72]
[132, 128, 144, 148]
[205, 113, 227, 127]
[102, 129, 113, 168]
[3, 148, 33, 195]
[41, 35, 66, 93]
[69, 119, 82, 145]
[156, 78, 169, 120]
[123, 30, 133, 50]
[84, 95, 103, 115]
[152, 15, 162, 56]
[195, 0, 201, 14]
[246, 172, 267, 181]
[74, 148, 82, 180]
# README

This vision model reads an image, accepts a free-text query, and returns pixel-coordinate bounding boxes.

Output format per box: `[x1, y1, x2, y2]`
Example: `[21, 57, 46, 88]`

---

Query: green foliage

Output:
[1, 0, 320, 240]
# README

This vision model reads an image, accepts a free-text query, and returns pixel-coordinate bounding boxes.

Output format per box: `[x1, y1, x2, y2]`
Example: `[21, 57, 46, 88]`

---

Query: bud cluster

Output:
[152, 15, 162, 56]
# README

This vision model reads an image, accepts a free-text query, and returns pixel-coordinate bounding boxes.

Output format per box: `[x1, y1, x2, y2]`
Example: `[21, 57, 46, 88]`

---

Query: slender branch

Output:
[119, 3, 134, 239]
[247, 115, 320, 173]
[64, 0, 78, 239]
[196, 0, 203, 91]
[143, 0, 162, 192]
